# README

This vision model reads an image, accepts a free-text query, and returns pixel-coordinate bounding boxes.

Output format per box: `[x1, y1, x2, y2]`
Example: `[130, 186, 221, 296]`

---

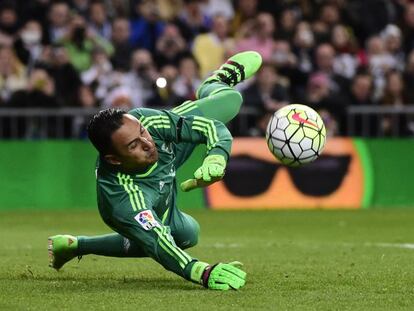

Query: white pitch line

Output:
[365, 242, 414, 250]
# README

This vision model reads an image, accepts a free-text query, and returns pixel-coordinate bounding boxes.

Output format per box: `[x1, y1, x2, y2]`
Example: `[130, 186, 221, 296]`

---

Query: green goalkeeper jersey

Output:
[95, 108, 232, 280]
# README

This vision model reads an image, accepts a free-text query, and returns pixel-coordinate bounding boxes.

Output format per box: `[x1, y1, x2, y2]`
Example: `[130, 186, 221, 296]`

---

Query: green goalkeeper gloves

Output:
[190, 261, 246, 290]
[180, 154, 226, 192]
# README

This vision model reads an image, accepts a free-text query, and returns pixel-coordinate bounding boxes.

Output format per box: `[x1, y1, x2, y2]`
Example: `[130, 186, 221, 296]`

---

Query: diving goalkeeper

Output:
[48, 51, 262, 290]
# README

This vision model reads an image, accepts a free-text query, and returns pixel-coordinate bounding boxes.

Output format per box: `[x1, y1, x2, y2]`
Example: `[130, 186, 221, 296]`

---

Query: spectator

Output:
[273, 40, 297, 68]
[172, 55, 201, 101]
[14, 20, 45, 70]
[7, 67, 59, 139]
[380, 70, 410, 136]
[272, 39, 308, 100]
[347, 72, 376, 106]
[8, 68, 57, 108]
[231, 0, 258, 35]
[235, 12, 275, 62]
[345, 72, 378, 136]
[276, 8, 298, 41]
[366, 35, 397, 100]
[155, 23, 187, 68]
[193, 14, 232, 78]
[314, 43, 350, 95]
[175, 0, 212, 43]
[401, 3, 414, 55]
[124, 48, 159, 107]
[155, 0, 182, 21]
[104, 0, 130, 19]
[381, 24, 405, 72]
[47, 1, 70, 44]
[0, 3, 19, 37]
[0, 45, 27, 103]
[382, 69, 407, 107]
[103, 86, 133, 110]
[43, 44, 82, 107]
[202, 0, 234, 20]
[129, 0, 165, 53]
[156, 64, 180, 107]
[81, 46, 113, 104]
[78, 84, 97, 108]
[71, 0, 90, 19]
[292, 21, 315, 75]
[88, 0, 112, 40]
[242, 62, 289, 136]
[18, 0, 50, 31]
[312, 3, 341, 44]
[74, 84, 98, 138]
[331, 24, 359, 79]
[61, 14, 114, 72]
[110, 17, 133, 71]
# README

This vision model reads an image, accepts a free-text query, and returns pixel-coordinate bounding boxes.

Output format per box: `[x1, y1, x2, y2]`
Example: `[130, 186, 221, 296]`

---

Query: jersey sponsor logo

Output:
[134, 210, 160, 230]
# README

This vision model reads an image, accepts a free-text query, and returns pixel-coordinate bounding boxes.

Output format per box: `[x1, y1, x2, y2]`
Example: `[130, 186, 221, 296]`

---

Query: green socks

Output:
[195, 82, 243, 124]
[77, 233, 146, 258]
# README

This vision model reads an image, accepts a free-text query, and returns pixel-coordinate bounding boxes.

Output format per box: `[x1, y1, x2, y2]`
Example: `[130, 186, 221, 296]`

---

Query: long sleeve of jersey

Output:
[129, 108, 233, 160]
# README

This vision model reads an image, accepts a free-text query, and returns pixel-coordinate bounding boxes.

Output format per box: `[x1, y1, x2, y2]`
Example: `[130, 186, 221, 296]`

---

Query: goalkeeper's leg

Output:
[48, 233, 149, 270]
[171, 51, 262, 169]
[166, 211, 200, 249]
[48, 215, 199, 270]
[171, 51, 262, 124]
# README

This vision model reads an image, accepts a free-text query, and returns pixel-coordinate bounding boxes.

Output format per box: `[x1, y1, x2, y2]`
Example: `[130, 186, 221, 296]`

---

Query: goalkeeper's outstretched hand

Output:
[190, 261, 246, 290]
[180, 155, 226, 192]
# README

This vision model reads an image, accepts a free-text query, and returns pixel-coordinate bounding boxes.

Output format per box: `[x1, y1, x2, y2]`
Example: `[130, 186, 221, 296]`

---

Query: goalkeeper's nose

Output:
[140, 137, 153, 151]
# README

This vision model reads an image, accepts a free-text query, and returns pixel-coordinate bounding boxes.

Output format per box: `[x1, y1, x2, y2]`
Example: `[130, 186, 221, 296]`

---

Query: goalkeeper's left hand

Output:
[180, 154, 226, 192]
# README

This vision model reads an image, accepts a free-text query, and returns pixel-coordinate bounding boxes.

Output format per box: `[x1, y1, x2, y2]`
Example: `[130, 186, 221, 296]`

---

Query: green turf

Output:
[1, 209, 414, 311]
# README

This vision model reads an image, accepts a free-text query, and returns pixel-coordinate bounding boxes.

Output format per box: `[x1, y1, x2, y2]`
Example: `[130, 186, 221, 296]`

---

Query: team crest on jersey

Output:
[134, 210, 160, 230]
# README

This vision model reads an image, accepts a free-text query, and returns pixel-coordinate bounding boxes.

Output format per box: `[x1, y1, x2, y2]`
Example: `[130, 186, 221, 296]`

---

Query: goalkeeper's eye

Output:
[129, 140, 138, 150]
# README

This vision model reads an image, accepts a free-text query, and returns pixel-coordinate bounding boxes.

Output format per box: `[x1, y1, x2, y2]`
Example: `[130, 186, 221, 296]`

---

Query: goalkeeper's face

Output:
[106, 114, 159, 172]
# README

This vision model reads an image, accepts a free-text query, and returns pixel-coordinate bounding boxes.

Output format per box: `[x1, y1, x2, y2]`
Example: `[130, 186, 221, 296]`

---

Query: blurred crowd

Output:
[1, 0, 414, 137]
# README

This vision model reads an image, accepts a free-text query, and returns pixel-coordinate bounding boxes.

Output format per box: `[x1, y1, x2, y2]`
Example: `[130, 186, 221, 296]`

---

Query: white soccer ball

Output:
[266, 104, 327, 167]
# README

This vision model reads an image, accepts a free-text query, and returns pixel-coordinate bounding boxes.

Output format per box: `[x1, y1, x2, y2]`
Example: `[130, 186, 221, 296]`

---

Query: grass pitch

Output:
[1, 209, 414, 311]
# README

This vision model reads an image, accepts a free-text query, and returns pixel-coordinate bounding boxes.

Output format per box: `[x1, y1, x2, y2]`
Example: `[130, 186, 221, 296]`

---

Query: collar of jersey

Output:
[136, 162, 158, 178]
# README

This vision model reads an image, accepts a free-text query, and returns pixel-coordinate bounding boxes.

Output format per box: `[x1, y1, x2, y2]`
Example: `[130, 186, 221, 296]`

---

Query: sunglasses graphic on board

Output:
[205, 138, 363, 209]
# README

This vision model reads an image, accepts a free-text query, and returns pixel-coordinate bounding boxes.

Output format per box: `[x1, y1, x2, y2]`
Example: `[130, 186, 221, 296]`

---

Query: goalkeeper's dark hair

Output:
[87, 108, 127, 155]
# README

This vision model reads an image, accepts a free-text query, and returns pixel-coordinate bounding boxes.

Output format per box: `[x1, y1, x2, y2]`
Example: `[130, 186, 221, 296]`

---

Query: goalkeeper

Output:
[48, 51, 262, 290]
